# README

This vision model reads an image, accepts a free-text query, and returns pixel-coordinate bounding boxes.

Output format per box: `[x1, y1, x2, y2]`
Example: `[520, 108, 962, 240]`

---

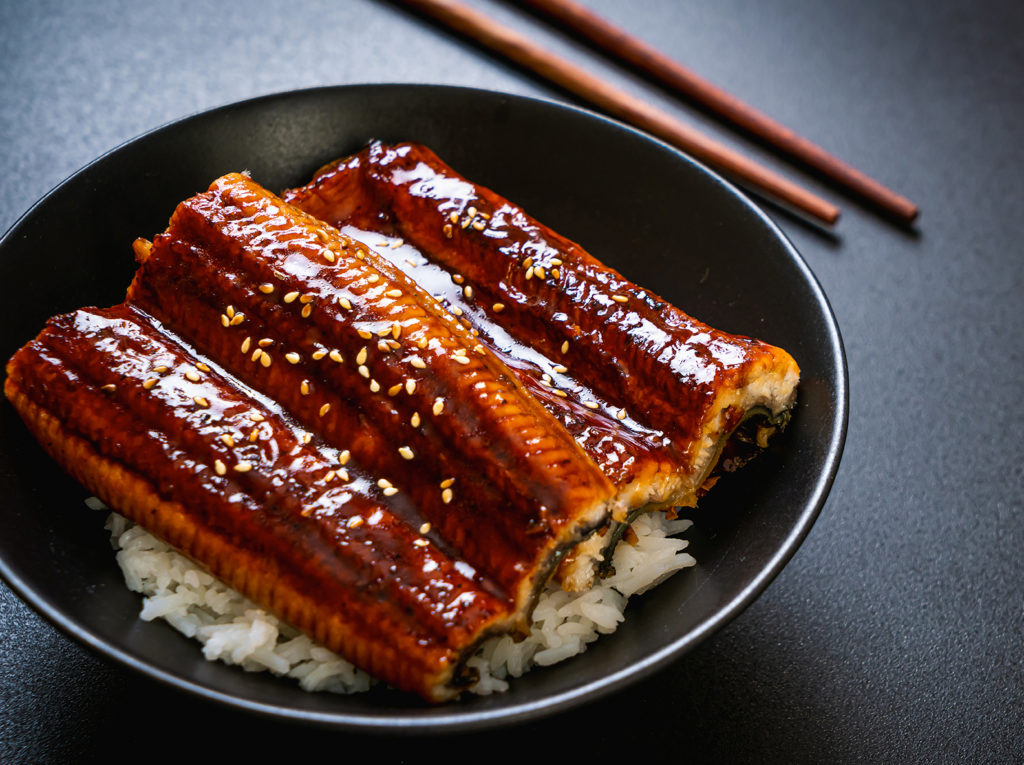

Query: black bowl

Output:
[0, 84, 847, 731]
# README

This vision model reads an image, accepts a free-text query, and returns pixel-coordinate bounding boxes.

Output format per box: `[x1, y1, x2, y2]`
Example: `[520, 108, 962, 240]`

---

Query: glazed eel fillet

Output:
[284, 141, 800, 589]
[5, 174, 620, 702]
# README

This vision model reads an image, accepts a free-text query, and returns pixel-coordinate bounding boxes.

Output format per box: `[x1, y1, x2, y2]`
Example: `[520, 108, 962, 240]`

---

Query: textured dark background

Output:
[1, 0, 1021, 762]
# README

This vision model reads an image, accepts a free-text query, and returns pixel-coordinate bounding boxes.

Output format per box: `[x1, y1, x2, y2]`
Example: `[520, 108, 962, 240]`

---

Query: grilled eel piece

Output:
[120, 174, 620, 668]
[283, 141, 800, 589]
[5, 305, 517, 701]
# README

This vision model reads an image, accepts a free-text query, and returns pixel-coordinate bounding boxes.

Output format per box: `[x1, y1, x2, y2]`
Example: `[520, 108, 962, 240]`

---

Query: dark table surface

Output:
[2, 0, 1021, 761]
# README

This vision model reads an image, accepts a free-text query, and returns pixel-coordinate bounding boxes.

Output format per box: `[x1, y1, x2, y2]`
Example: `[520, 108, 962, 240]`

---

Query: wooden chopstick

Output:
[519, 0, 919, 224]
[399, 0, 841, 225]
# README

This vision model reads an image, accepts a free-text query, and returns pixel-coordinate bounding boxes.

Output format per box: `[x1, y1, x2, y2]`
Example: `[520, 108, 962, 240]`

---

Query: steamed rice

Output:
[97, 500, 695, 696]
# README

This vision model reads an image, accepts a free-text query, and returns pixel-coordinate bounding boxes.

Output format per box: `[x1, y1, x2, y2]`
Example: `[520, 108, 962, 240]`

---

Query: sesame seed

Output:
[234, 461, 252, 472]
[299, 294, 314, 304]
[153, 365, 169, 373]
[391, 323, 401, 339]
[542, 374, 552, 383]
[440, 477, 455, 488]
[410, 412, 421, 427]
[319, 403, 331, 417]
[453, 355, 471, 365]
[525, 266, 534, 280]
[583, 401, 600, 409]
[230, 313, 245, 326]
[347, 515, 364, 528]
[441, 488, 453, 504]
[405, 258, 418, 268]
[388, 383, 402, 396]
[523, 258, 533, 268]
[366, 274, 379, 284]
[472, 219, 486, 231]
[251, 348, 263, 363]
[551, 258, 563, 266]
[553, 389, 568, 398]
[463, 286, 474, 298]
[220, 434, 235, 446]
[386, 289, 402, 298]
[337, 468, 350, 482]
[538, 377, 551, 387]
[143, 378, 158, 390]
[376, 327, 391, 337]
[326, 349, 341, 363]
[356, 347, 368, 365]
[301, 304, 312, 319]
[492, 302, 505, 312]
[196, 362, 210, 372]
[410, 357, 426, 369]
[260, 353, 272, 368]
[398, 446, 414, 460]
[285, 352, 301, 364]
[338, 450, 351, 465]
[249, 412, 265, 422]
[553, 365, 568, 373]
[413, 538, 429, 547]
[284, 291, 299, 303]
[460, 217, 471, 229]
[301, 432, 312, 444]
[378, 478, 392, 489]
[358, 365, 370, 378]
[324, 470, 336, 483]
[467, 206, 477, 218]
[369, 379, 380, 393]
[449, 211, 459, 223]
[616, 408, 628, 420]
[214, 459, 227, 475]
[417, 337, 429, 349]
[535, 266, 546, 279]
[338, 296, 352, 310]
[273, 269, 287, 280]
[300, 379, 310, 396]
[241, 337, 252, 353]
[419, 522, 431, 534]
[185, 370, 200, 382]
[452, 274, 464, 285]
[432, 398, 444, 415]
[300, 507, 314, 517]
[259, 338, 274, 347]
[383, 487, 399, 497]
[378, 340, 391, 352]
[405, 379, 416, 395]
[313, 349, 328, 361]
[357, 329, 373, 340]
[258, 283, 274, 294]
[612, 294, 628, 303]
[101, 383, 116, 392]
[443, 223, 453, 239]
[249, 428, 259, 442]
[323, 251, 336, 263]
[226, 306, 235, 318]
[220, 314, 230, 327]
[450, 306, 463, 316]
[552, 268, 561, 279]
[561, 340, 569, 354]
[316, 229, 329, 242]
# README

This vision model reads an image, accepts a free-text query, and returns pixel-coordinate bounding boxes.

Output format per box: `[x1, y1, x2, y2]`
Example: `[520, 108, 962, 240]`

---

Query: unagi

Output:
[283, 141, 800, 589]
[5, 173, 620, 701]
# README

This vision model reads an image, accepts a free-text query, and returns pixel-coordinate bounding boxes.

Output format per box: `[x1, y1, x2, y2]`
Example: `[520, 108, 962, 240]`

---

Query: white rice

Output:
[98, 501, 695, 696]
